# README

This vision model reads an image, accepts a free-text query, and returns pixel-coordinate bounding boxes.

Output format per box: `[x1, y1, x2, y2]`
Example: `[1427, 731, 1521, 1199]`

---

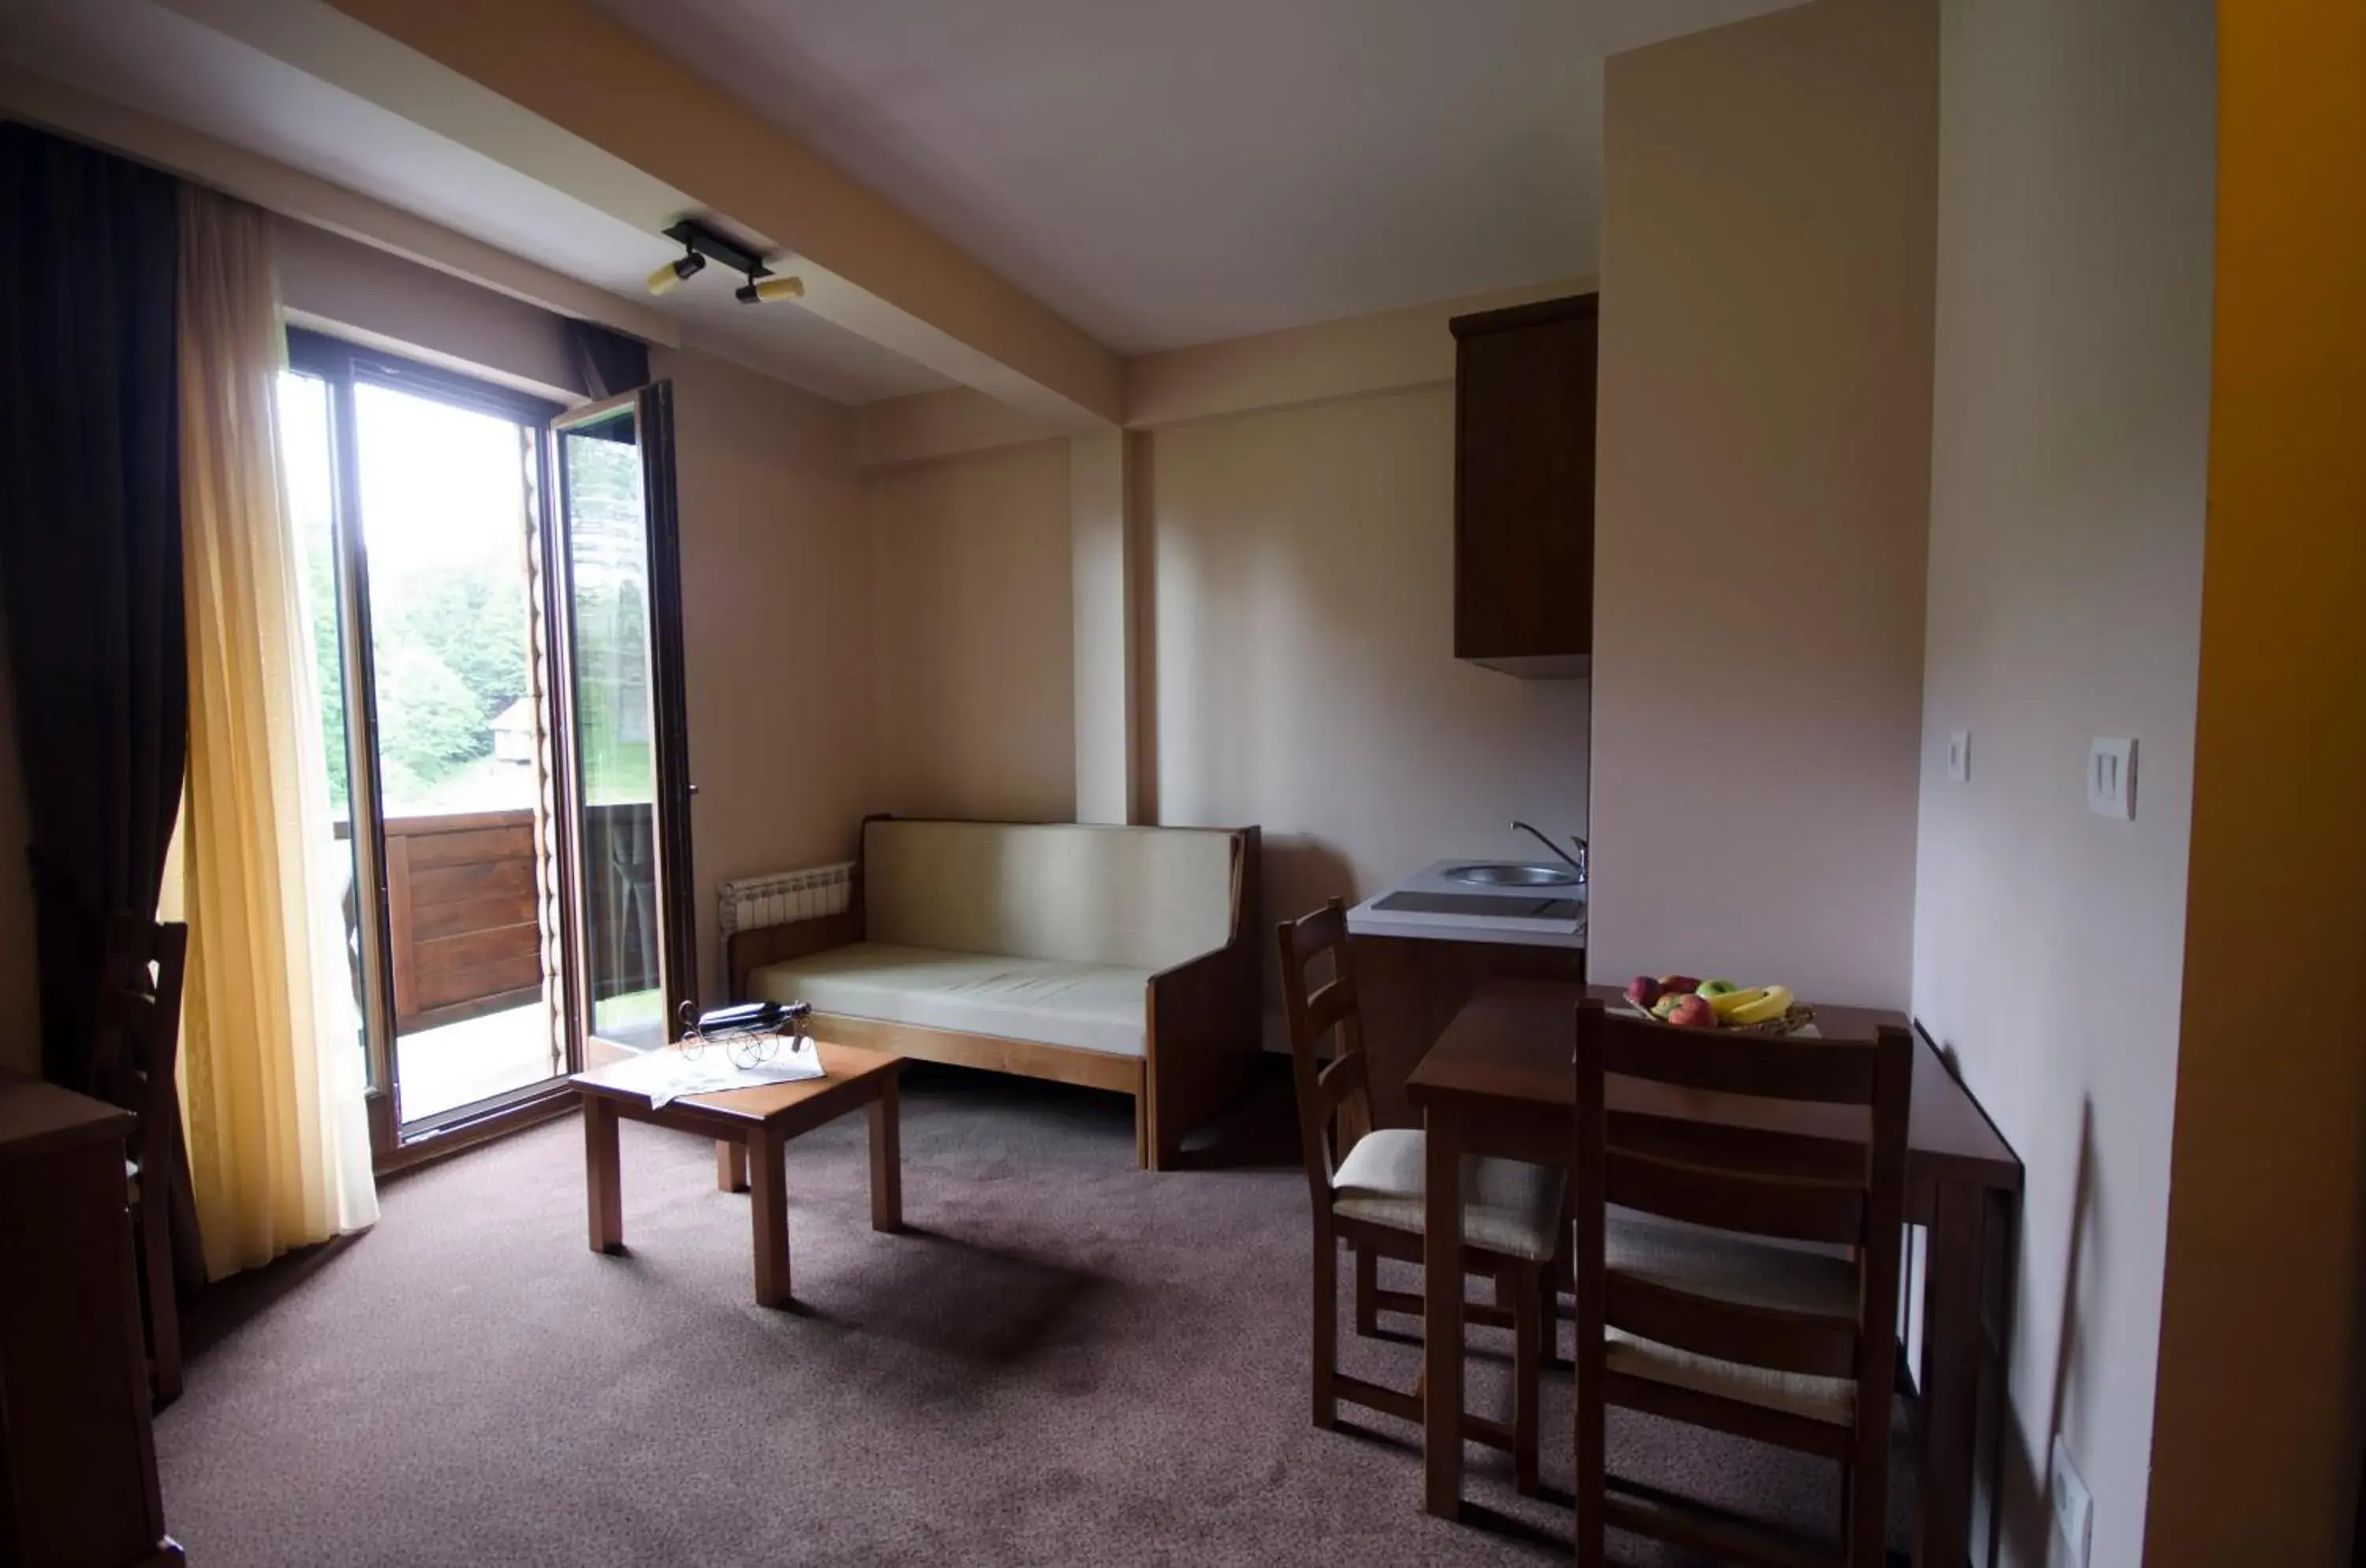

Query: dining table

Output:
[1405, 979, 2022, 1568]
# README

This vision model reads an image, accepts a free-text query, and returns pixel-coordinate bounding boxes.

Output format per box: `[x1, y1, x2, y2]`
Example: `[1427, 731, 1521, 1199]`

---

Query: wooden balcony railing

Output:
[381, 810, 543, 1035]
[334, 804, 662, 1036]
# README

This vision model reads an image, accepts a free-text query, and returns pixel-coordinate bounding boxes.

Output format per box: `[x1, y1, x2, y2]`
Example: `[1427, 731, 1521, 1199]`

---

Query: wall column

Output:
[1069, 429, 1138, 823]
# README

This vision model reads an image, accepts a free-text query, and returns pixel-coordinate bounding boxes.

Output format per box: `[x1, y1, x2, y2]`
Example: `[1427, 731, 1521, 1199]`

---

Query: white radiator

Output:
[718, 861, 855, 938]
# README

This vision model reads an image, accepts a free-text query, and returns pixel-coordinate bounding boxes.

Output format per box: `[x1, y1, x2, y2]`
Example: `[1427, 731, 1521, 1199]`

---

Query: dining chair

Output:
[1276, 899, 1563, 1493]
[1570, 997, 1912, 1567]
[89, 913, 192, 1406]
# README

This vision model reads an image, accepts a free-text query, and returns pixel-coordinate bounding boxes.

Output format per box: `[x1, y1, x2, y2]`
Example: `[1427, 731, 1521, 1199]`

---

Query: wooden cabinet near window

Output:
[0, 1070, 182, 1566]
[1450, 293, 1599, 678]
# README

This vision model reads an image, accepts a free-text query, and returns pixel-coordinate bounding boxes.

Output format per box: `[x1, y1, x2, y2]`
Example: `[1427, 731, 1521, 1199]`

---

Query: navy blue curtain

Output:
[0, 123, 187, 1093]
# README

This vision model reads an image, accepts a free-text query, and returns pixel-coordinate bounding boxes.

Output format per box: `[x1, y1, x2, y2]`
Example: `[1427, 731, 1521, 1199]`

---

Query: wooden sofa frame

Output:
[726, 818, 1264, 1170]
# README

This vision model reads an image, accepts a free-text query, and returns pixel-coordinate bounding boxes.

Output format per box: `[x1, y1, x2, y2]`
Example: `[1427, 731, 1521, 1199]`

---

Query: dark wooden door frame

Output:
[547, 384, 697, 1054]
[286, 328, 569, 1158]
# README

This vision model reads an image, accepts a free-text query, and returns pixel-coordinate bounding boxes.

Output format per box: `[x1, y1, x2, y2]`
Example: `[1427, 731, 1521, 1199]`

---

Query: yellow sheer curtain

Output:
[172, 186, 376, 1278]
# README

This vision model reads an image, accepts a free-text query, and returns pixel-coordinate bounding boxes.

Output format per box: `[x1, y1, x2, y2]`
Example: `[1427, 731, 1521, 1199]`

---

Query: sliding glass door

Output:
[281, 333, 694, 1155]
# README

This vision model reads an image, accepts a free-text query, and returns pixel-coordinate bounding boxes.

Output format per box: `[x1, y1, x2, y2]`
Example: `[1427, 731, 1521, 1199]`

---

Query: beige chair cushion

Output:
[1601, 1212, 1860, 1426]
[864, 819, 1237, 972]
[1329, 1128, 1564, 1263]
[750, 942, 1149, 1058]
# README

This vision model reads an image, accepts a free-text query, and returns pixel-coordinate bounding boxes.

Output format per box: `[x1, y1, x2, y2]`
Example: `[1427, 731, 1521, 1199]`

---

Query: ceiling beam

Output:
[159, 0, 1122, 425]
[0, 61, 677, 346]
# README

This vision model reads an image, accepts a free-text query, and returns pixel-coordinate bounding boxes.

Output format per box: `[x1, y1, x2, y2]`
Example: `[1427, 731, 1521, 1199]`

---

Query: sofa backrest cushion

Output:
[862, 819, 1241, 972]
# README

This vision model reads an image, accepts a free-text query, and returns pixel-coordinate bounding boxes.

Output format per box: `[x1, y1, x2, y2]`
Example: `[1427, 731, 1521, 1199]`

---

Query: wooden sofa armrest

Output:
[727, 912, 862, 1000]
[1140, 826, 1264, 1169]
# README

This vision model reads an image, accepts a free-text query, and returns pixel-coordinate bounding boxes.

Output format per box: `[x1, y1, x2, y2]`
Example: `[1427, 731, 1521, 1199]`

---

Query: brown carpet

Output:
[158, 1066, 1909, 1566]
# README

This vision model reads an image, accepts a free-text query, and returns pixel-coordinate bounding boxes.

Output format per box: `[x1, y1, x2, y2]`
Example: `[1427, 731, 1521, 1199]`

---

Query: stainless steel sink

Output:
[1443, 862, 1581, 888]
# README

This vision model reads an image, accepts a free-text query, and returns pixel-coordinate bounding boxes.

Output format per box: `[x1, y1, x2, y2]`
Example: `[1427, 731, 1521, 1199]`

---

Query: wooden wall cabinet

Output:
[1450, 293, 1599, 678]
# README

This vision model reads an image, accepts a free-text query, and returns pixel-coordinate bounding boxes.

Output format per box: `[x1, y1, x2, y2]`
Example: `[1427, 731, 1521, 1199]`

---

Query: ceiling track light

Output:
[644, 248, 704, 296]
[737, 274, 806, 305]
[647, 216, 803, 305]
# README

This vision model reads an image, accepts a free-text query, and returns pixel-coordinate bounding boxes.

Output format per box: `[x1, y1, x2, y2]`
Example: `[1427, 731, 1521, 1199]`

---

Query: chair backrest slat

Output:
[1601, 1019, 1879, 1104]
[90, 915, 190, 1174]
[1608, 1111, 1868, 1185]
[1604, 1271, 1860, 1381]
[1301, 976, 1354, 1049]
[1604, 1148, 1868, 1245]
[1275, 900, 1377, 1200]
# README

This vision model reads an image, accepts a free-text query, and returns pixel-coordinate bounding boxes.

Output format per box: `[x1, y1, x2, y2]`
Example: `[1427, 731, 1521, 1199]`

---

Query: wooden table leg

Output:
[868, 1077, 903, 1233]
[584, 1095, 623, 1255]
[1424, 1105, 1465, 1519]
[715, 1137, 748, 1193]
[749, 1125, 790, 1308]
[1916, 1179, 1984, 1568]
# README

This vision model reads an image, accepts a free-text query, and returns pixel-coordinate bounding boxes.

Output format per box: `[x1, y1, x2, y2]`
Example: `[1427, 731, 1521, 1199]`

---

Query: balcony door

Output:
[550, 386, 696, 1064]
[282, 333, 693, 1159]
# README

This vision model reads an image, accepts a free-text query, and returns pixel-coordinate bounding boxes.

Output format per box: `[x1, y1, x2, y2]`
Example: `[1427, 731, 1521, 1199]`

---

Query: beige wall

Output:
[0, 602, 34, 1074]
[865, 439, 1077, 823]
[275, 217, 580, 401]
[658, 346, 874, 1005]
[1587, 0, 1938, 1009]
[856, 379, 1592, 1012]
[2146, 3, 2366, 1561]
[1910, 2, 2215, 1562]
[1144, 383, 1590, 1032]
[1124, 277, 1593, 430]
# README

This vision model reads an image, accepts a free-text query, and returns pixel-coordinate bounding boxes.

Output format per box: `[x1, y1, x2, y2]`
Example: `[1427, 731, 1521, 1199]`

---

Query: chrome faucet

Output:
[1511, 820, 1587, 885]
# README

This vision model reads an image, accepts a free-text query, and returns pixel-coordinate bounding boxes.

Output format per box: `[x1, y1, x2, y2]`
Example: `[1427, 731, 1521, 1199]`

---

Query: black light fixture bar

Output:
[662, 218, 773, 282]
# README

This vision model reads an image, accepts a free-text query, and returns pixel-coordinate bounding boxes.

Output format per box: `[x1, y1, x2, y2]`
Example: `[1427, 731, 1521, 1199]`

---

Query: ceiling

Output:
[582, 0, 1807, 353]
[0, 0, 955, 401]
[0, 0, 1804, 399]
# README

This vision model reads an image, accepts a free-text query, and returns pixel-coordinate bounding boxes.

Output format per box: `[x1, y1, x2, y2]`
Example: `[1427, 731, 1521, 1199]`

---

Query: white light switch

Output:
[2088, 737, 2136, 819]
[1946, 730, 1971, 783]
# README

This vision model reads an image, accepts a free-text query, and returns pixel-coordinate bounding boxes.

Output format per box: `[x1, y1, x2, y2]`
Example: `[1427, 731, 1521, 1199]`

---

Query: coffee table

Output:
[574, 1041, 905, 1307]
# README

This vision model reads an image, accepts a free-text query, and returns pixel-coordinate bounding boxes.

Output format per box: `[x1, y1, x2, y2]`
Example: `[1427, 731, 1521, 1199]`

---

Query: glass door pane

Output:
[350, 379, 562, 1124]
[554, 392, 692, 1057]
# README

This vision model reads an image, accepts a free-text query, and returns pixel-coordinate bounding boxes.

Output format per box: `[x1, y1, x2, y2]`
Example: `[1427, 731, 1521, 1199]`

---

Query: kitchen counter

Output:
[1345, 860, 1587, 950]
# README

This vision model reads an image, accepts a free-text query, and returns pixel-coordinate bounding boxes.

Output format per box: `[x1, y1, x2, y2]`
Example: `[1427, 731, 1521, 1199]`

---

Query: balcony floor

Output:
[397, 1002, 558, 1125]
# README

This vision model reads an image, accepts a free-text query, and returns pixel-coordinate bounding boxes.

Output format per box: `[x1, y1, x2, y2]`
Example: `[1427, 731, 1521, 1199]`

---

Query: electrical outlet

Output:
[1946, 730, 1971, 783]
[2087, 737, 2136, 820]
[2050, 1435, 2094, 1567]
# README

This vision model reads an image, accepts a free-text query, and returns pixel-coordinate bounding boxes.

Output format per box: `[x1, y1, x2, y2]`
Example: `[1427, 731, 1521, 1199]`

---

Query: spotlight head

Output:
[644, 251, 704, 296]
[735, 274, 806, 305]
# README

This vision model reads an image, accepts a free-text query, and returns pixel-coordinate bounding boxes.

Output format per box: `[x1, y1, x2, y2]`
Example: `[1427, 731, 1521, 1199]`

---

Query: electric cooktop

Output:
[1371, 890, 1583, 920]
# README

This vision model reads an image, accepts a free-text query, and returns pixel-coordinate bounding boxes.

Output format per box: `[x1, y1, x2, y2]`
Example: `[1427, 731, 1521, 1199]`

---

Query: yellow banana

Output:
[1707, 986, 1769, 1020]
[1725, 985, 1793, 1026]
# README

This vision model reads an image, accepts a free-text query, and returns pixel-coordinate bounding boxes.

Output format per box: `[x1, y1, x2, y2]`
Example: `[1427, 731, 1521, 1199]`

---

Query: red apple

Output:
[1658, 973, 1702, 996]
[1667, 995, 1719, 1029]
[1625, 975, 1663, 1008]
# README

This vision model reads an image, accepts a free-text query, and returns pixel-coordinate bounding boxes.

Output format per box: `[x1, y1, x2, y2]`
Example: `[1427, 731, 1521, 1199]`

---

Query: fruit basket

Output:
[1705, 1004, 1816, 1038]
[1621, 976, 1816, 1036]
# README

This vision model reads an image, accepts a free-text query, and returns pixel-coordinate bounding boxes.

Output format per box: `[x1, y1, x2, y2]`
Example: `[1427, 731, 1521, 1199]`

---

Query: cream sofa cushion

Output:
[1329, 1128, 1564, 1263]
[1601, 1212, 1861, 1426]
[863, 819, 1236, 972]
[749, 942, 1149, 1058]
